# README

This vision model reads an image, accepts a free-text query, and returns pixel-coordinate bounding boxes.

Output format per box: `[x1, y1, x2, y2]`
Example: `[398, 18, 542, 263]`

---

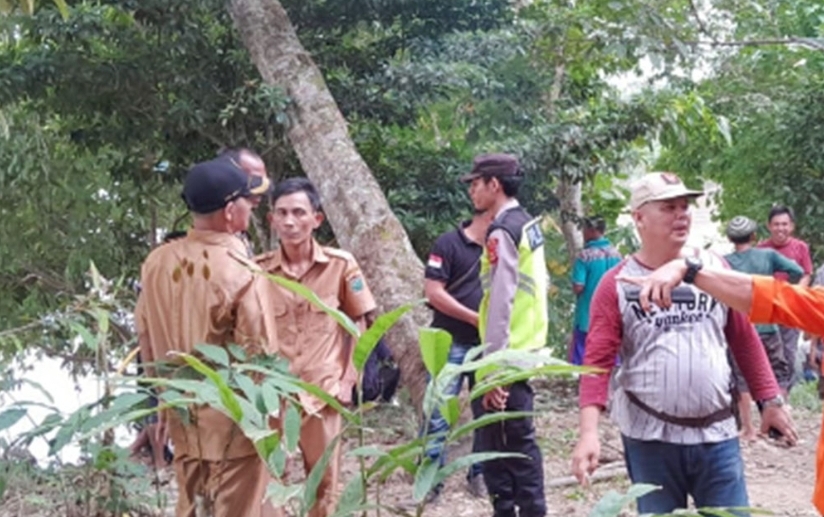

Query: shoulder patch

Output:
[525, 220, 544, 251]
[349, 275, 365, 293]
[487, 237, 499, 265]
[427, 254, 443, 269]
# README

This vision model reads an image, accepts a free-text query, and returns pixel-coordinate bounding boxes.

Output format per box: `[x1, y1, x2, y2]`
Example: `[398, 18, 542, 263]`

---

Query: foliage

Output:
[655, 0, 824, 259]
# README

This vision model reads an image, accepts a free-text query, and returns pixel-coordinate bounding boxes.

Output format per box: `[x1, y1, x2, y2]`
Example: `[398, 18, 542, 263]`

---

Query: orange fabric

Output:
[748, 275, 824, 513]
[256, 241, 376, 414]
[135, 229, 279, 461]
[818, 412, 824, 515]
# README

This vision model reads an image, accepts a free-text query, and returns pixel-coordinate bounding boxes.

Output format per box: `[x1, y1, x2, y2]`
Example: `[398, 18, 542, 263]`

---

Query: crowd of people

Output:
[132, 150, 824, 517]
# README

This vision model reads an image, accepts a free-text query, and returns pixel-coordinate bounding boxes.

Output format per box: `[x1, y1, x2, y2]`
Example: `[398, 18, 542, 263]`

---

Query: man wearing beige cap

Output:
[570, 173, 791, 514]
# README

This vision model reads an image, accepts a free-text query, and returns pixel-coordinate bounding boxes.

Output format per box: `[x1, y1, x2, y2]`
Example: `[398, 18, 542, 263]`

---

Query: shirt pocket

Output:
[306, 294, 342, 339]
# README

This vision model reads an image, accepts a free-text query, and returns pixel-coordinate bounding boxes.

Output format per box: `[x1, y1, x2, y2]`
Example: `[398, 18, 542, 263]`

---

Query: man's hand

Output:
[571, 430, 601, 486]
[481, 386, 509, 411]
[760, 405, 798, 446]
[616, 259, 687, 312]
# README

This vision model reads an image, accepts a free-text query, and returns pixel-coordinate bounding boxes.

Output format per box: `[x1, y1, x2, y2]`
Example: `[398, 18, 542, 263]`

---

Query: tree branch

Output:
[687, 37, 824, 51]
[688, 0, 717, 43]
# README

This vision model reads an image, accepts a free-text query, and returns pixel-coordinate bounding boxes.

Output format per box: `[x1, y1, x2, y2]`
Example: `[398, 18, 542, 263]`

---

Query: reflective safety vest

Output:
[478, 206, 549, 356]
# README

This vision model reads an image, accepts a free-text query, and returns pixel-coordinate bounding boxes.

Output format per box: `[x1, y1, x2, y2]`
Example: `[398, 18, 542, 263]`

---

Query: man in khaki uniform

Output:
[257, 177, 376, 517]
[136, 157, 278, 517]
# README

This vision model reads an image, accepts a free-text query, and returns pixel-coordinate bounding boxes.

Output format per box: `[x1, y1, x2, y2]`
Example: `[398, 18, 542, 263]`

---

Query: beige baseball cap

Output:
[630, 172, 703, 210]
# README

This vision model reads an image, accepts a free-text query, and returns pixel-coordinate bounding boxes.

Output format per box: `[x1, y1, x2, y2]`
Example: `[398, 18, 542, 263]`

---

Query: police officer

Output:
[461, 154, 548, 517]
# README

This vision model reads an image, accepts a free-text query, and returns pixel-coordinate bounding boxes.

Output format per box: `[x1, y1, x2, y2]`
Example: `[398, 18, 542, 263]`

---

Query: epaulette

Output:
[322, 247, 355, 262]
[229, 248, 264, 273]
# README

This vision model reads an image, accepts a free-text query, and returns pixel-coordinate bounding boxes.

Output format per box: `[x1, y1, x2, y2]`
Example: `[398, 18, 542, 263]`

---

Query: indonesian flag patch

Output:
[427, 254, 443, 268]
[487, 237, 499, 265]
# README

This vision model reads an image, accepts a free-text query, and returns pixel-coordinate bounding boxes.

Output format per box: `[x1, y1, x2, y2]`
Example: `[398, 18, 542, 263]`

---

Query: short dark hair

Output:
[584, 216, 606, 234]
[271, 177, 322, 212]
[484, 174, 523, 197]
[768, 205, 795, 223]
[728, 233, 753, 245]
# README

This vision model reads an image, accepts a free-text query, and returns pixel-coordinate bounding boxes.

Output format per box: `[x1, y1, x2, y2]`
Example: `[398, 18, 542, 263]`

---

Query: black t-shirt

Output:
[424, 222, 483, 344]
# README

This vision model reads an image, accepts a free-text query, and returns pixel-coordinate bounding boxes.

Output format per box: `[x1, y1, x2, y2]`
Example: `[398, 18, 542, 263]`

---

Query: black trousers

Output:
[472, 381, 546, 517]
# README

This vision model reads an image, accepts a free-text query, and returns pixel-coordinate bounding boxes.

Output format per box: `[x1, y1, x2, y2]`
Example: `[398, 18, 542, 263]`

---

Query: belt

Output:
[625, 390, 733, 428]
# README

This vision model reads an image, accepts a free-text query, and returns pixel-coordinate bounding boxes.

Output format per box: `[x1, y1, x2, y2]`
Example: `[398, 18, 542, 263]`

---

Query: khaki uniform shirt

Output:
[256, 241, 376, 414]
[135, 229, 278, 461]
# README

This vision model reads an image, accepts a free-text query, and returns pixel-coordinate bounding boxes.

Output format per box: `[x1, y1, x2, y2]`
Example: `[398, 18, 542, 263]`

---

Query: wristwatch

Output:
[683, 256, 703, 284]
[760, 395, 785, 408]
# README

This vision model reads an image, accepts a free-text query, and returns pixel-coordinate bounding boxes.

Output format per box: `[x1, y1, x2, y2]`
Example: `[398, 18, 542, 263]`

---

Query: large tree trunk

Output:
[227, 0, 428, 409]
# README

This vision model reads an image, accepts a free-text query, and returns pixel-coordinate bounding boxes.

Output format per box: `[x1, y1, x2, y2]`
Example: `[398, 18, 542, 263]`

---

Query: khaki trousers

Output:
[298, 405, 343, 517]
[173, 453, 277, 517]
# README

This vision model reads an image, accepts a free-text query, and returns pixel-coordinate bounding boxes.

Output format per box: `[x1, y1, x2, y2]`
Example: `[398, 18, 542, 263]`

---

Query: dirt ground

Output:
[1, 378, 820, 516]
[355, 378, 820, 517]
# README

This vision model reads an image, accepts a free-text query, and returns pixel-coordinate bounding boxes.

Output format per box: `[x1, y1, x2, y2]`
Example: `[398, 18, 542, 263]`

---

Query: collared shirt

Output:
[135, 229, 278, 461]
[748, 275, 824, 514]
[580, 250, 779, 445]
[757, 236, 812, 280]
[424, 221, 483, 344]
[256, 240, 376, 414]
[572, 237, 622, 332]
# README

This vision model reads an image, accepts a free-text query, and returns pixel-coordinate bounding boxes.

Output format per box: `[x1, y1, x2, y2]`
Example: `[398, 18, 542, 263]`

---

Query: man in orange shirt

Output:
[257, 177, 376, 517]
[618, 257, 824, 512]
[136, 157, 278, 516]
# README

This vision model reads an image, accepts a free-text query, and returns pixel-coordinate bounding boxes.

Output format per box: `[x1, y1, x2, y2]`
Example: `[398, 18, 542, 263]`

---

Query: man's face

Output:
[768, 213, 794, 246]
[634, 196, 692, 246]
[468, 177, 497, 212]
[239, 153, 267, 208]
[583, 226, 597, 242]
[269, 191, 323, 246]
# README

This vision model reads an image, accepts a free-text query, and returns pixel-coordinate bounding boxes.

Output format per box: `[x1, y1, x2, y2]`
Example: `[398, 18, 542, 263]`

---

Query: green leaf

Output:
[303, 433, 343, 512]
[449, 411, 533, 442]
[176, 353, 243, 422]
[353, 300, 422, 371]
[293, 380, 356, 424]
[261, 382, 282, 416]
[419, 327, 452, 377]
[283, 403, 301, 452]
[263, 273, 360, 337]
[412, 457, 439, 502]
[69, 321, 98, 351]
[587, 483, 660, 517]
[438, 396, 460, 428]
[194, 343, 230, 367]
[434, 451, 523, 487]
[227, 344, 247, 361]
[0, 407, 26, 432]
[255, 432, 280, 464]
[52, 0, 69, 20]
[265, 480, 303, 507]
[330, 476, 366, 517]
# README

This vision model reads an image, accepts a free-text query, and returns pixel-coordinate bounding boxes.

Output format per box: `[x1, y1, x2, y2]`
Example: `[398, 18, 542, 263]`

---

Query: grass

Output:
[789, 378, 823, 412]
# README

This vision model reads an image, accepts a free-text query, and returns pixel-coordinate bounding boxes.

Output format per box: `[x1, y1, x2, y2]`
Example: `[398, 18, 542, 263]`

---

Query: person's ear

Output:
[313, 211, 324, 229]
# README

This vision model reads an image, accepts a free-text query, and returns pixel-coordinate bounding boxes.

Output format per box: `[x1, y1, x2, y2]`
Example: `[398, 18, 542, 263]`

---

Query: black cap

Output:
[459, 153, 522, 183]
[182, 157, 271, 214]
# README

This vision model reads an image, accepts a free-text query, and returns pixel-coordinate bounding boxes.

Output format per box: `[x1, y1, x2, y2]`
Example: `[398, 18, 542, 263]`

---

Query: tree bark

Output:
[227, 0, 429, 409]
[545, 59, 584, 262]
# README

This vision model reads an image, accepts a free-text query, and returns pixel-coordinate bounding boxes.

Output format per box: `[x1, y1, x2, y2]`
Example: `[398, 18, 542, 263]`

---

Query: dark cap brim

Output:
[458, 172, 481, 183]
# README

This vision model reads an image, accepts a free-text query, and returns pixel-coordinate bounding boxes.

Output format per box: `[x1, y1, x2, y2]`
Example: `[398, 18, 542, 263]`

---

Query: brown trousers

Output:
[272, 405, 342, 517]
[173, 453, 278, 517]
